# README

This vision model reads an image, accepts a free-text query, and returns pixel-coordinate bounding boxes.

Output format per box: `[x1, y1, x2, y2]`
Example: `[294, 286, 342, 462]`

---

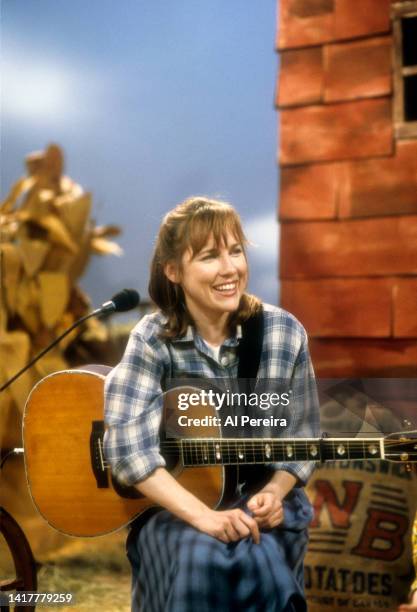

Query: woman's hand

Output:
[247, 490, 284, 529]
[191, 507, 260, 544]
[135, 468, 261, 544]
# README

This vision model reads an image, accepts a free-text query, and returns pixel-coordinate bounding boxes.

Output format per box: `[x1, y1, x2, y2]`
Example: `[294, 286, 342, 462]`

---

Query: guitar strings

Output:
[98, 431, 415, 466]
[100, 439, 414, 468]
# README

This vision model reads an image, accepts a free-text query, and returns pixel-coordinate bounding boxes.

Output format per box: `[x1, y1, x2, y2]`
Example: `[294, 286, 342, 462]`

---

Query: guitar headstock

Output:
[383, 430, 417, 463]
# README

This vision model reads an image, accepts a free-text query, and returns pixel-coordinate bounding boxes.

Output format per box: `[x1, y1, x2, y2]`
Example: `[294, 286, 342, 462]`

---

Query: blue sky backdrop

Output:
[2, 0, 280, 312]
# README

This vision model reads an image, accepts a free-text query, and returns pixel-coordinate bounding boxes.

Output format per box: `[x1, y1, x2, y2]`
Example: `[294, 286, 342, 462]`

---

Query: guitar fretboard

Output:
[178, 438, 383, 466]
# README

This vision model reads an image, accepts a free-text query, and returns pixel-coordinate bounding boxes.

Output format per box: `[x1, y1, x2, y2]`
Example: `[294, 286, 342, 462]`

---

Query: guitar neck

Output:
[176, 437, 384, 467]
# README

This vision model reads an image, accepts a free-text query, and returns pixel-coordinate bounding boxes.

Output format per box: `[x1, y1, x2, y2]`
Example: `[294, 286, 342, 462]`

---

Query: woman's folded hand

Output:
[247, 491, 284, 529]
[191, 507, 260, 544]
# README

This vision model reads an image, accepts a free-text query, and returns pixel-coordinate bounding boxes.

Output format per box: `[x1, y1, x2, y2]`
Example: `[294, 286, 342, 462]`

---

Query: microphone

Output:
[0, 289, 141, 393]
[100, 289, 140, 314]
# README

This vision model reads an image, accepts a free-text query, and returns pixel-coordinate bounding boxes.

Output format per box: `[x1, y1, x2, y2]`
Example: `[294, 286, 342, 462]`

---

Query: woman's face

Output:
[166, 230, 248, 323]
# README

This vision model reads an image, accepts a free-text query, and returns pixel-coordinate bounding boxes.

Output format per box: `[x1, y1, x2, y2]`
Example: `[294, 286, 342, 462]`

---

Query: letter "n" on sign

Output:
[311, 480, 363, 528]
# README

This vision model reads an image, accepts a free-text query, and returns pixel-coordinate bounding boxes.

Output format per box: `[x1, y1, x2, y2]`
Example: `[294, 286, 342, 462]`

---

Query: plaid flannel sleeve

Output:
[103, 331, 166, 486]
[273, 331, 320, 486]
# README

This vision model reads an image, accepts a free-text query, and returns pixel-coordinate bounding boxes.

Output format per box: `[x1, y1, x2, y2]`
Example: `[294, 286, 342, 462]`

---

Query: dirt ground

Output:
[1, 457, 132, 611]
[1, 529, 131, 612]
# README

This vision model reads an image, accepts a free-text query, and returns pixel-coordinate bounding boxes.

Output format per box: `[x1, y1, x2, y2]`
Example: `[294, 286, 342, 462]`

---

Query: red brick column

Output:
[276, 0, 417, 376]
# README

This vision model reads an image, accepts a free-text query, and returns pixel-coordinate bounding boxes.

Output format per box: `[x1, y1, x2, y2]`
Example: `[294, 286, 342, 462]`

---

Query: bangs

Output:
[181, 205, 247, 258]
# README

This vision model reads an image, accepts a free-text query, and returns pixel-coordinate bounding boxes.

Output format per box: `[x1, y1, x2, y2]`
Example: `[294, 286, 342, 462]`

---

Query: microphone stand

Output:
[0, 308, 103, 393]
[1, 288, 139, 394]
[0, 308, 110, 458]
[0, 291, 140, 587]
[0, 289, 139, 463]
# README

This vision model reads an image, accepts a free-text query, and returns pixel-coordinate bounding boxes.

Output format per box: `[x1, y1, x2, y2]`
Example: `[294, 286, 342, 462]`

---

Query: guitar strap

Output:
[236, 305, 267, 491]
[237, 304, 264, 393]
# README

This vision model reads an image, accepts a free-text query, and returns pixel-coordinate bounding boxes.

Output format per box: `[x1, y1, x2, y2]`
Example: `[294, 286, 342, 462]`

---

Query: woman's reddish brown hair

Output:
[148, 196, 261, 337]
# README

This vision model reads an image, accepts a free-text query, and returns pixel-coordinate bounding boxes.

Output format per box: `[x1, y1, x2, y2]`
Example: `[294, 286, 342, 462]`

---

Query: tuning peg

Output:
[402, 419, 413, 430]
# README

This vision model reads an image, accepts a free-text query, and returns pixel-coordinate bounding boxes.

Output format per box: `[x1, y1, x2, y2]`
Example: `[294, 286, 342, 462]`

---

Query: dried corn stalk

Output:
[0, 143, 122, 420]
[0, 143, 125, 559]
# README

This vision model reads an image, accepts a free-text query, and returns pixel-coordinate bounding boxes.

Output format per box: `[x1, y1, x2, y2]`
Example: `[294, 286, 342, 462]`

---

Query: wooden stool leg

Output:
[0, 507, 37, 612]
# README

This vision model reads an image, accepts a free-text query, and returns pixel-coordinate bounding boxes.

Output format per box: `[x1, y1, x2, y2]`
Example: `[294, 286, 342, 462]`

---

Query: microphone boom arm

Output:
[0, 308, 101, 393]
[0, 288, 140, 394]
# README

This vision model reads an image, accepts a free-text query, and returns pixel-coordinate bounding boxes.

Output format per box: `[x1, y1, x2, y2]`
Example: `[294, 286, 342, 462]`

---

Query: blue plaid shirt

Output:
[104, 303, 320, 487]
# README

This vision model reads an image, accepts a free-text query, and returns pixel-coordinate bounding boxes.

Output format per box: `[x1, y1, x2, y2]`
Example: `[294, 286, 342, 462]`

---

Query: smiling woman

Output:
[104, 196, 320, 612]
[152, 198, 251, 345]
[164, 232, 248, 339]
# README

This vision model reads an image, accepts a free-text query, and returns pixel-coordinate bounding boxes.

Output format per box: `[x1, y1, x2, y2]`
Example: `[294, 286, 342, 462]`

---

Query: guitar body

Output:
[23, 366, 228, 537]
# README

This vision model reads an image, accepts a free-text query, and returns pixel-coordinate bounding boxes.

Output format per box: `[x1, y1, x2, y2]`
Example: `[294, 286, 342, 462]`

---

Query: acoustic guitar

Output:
[22, 365, 417, 537]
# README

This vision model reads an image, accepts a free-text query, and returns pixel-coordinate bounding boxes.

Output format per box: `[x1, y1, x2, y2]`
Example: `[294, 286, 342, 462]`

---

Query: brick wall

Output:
[276, 0, 417, 376]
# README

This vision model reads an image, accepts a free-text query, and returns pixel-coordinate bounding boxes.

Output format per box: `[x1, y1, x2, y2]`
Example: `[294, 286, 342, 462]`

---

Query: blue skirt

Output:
[126, 488, 313, 612]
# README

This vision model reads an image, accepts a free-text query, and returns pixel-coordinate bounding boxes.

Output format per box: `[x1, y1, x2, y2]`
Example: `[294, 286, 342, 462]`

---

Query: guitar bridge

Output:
[90, 420, 109, 488]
